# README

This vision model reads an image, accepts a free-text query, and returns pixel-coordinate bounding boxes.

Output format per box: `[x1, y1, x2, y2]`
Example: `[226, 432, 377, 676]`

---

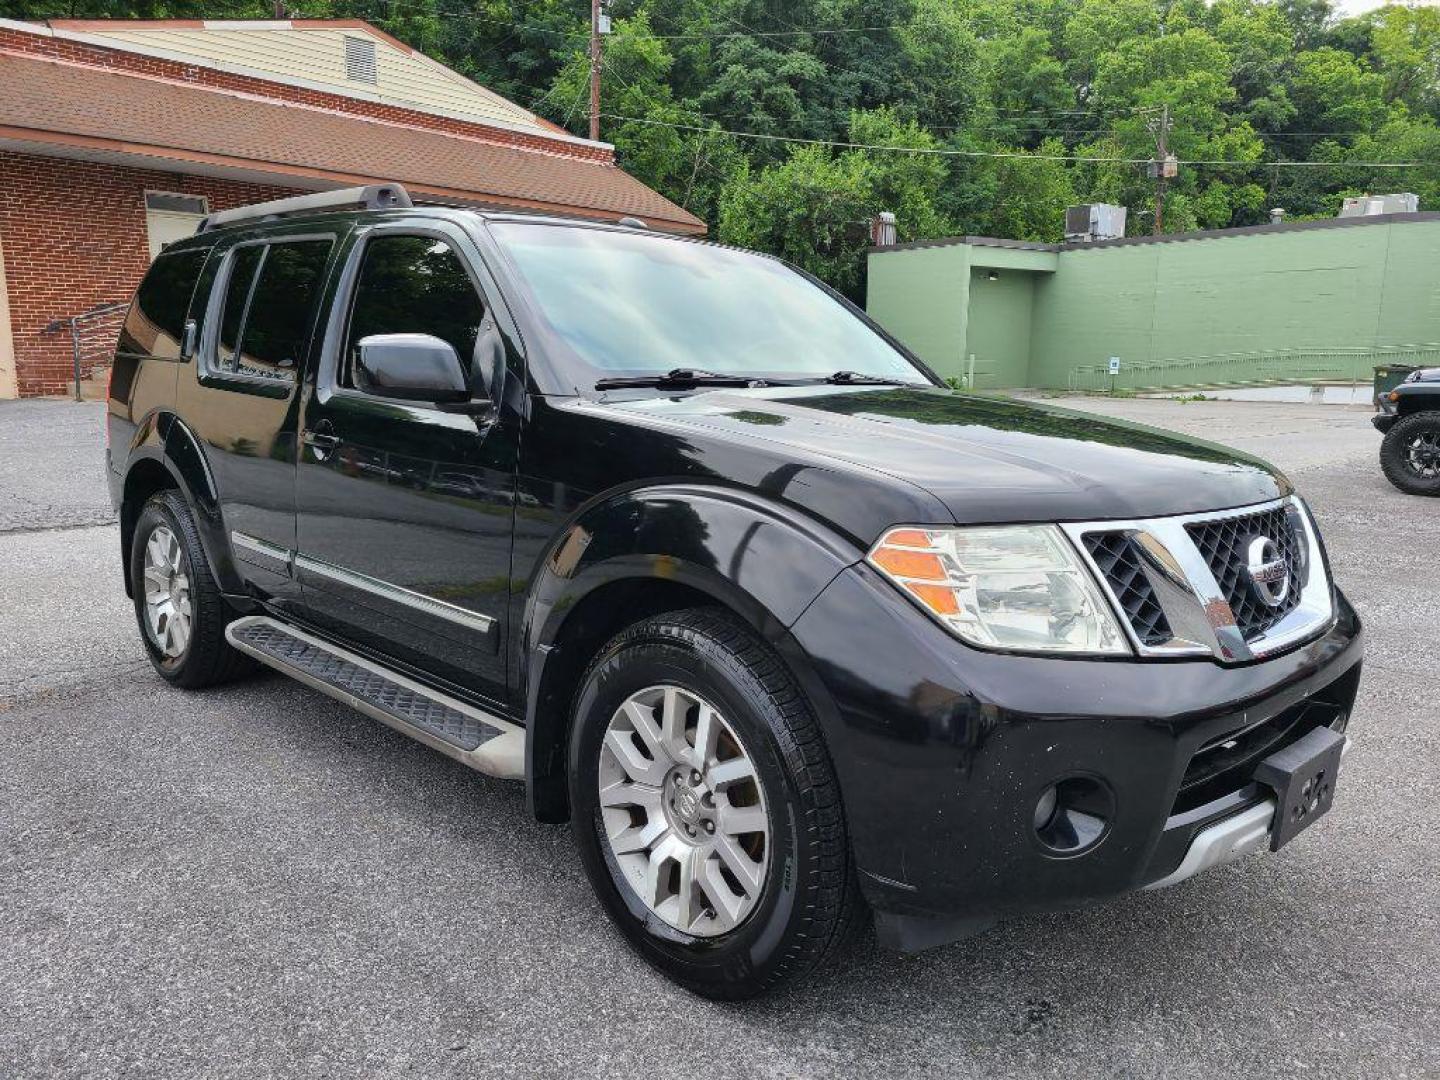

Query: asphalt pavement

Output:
[0, 397, 1435, 1079]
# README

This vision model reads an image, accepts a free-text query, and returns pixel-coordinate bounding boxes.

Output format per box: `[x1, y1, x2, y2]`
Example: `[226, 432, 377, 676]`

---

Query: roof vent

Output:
[345, 36, 378, 85]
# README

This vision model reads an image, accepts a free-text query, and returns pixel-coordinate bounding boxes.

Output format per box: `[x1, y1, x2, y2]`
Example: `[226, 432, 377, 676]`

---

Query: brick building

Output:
[0, 18, 704, 397]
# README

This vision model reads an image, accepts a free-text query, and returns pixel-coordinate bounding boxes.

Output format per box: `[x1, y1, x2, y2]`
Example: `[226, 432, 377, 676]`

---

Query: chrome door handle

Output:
[302, 425, 340, 459]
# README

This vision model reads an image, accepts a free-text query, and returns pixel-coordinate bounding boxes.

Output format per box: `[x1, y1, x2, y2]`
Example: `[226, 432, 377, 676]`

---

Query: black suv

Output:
[107, 185, 1363, 999]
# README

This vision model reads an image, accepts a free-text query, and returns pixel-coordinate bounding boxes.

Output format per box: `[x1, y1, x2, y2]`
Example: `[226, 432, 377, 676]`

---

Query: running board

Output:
[225, 615, 524, 780]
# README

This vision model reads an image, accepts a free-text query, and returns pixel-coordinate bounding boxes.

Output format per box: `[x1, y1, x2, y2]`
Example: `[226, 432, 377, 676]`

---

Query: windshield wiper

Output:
[822, 370, 915, 386]
[594, 368, 770, 390]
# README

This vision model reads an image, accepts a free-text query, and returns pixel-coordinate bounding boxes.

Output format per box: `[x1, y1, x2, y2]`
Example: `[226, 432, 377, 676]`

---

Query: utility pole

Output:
[589, 0, 603, 142]
[1147, 105, 1176, 236]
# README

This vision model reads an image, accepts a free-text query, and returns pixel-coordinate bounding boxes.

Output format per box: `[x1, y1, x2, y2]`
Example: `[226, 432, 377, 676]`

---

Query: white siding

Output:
[85, 27, 547, 133]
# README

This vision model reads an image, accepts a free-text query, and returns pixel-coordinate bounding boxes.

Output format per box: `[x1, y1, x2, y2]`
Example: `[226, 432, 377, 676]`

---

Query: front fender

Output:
[524, 483, 860, 656]
[520, 483, 861, 821]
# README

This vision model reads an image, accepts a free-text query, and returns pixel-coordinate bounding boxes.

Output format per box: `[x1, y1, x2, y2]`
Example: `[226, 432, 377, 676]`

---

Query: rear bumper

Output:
[788, 563, 1364, 934]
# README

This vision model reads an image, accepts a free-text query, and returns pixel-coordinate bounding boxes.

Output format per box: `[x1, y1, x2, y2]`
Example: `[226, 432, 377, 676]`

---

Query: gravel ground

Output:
[0, 397, 1435, 1079]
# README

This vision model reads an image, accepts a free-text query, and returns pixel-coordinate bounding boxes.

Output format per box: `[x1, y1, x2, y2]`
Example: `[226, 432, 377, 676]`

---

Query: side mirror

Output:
[355, 333, 471, 403]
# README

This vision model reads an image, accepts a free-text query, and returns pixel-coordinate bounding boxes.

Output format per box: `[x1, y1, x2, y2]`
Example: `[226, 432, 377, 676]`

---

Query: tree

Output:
[1370, 4, 1440, 118]
[981, 139, 1078, 241]
[717, 146, 872, 293]
[15, 0, 1440, 290]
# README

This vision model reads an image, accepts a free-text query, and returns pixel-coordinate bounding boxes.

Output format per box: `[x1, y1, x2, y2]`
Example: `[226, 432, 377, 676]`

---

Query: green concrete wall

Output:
[866, 218, 1440, 390]
[866, 244, 970, 380]
[964, 267, 1034, 388]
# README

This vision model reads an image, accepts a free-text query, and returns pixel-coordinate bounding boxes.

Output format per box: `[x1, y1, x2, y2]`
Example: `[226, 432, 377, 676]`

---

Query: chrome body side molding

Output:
[292, 552, 497, 634]
[230, 530, 293, 575]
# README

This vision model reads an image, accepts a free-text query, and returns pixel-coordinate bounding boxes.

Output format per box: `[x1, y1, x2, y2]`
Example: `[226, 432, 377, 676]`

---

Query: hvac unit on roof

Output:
[1064, 203, 1128, 243]
[1338, 193, 1419, 217]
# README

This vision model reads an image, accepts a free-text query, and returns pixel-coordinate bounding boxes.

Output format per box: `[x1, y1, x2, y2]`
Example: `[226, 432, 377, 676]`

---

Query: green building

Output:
[865, 213, 1440, 392]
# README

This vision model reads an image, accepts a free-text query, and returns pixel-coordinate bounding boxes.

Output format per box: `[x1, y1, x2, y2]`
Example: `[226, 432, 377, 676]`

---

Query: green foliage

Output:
[716, 145, 873, 292]
[14, 0, 1440, 291]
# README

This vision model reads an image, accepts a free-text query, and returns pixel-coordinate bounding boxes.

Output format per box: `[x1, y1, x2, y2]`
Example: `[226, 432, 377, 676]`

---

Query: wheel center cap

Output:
[673, 786, 701, 824]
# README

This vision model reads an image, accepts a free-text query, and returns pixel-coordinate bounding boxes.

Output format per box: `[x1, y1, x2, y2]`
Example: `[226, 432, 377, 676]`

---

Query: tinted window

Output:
[122, 249, 207, 358]
[235, 241, 333, 380]
[490, 222, 927, 386]
[213, 240, 332, 381]
[342, 235, 485, 389]
[216, 245, 264, 374]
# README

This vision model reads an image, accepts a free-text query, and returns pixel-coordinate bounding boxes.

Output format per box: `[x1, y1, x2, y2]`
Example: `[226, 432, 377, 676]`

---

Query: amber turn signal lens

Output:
[882, 528, 933, 548]
[869, 547, 947, 581]
[904, 581, 961, 615]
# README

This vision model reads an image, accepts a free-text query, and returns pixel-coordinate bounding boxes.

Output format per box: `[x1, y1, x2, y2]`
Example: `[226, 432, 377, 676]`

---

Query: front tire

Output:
[130, 490, 255, 688]
[568, 608, 861, 1000]
[1380, 412, 1440, 496]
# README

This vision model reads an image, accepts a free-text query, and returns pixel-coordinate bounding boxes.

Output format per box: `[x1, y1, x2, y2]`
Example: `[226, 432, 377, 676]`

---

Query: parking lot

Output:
[1, 395, 1435, 1079]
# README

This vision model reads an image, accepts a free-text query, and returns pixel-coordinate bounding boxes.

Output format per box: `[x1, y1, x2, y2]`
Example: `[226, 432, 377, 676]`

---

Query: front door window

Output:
[341, 235, 487, 391]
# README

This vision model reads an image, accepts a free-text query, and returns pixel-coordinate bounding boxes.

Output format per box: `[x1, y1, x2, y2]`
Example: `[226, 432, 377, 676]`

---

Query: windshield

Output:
[489, 222, 931, 388]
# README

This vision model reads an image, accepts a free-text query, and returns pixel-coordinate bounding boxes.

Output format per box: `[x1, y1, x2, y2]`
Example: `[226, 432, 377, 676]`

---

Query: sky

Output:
[1335, 0, 1439, 13]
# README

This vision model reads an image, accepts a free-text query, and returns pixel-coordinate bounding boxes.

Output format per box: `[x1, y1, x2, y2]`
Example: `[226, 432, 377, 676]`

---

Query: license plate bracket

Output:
[1254, 726, 1346, 851]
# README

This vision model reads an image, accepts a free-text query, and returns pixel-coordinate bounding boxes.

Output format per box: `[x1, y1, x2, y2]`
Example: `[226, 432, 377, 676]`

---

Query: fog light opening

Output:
[1033, 776, 1114, 857]
[1033, 785, 1059, 832]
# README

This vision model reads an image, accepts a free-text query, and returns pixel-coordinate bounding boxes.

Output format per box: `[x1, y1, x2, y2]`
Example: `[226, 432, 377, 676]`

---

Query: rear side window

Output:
[341, 235, 485, 388]
[216, 245, 264, 373]
[214, 239, 333, 382]
[121, 249, 207, 359]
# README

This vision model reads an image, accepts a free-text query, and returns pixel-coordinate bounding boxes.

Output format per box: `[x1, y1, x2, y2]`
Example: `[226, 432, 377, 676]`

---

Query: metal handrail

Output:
[45, 301, 129, 401]
[1066, 343, 1440, 393]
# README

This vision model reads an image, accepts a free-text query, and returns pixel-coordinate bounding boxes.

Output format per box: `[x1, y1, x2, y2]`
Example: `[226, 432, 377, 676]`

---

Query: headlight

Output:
[867, 525, 1130, 655]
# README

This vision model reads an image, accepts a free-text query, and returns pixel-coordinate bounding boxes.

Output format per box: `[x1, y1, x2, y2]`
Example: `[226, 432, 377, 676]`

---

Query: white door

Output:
[144, 191, 210, 260]
[145, 211, 206, 259]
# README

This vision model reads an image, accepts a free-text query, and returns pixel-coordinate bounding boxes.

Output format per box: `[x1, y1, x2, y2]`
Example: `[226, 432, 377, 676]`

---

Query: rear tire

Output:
[567, 607, 862, 1001]
[1380, 412, 1440, 496]
[130, 490, 256, 688]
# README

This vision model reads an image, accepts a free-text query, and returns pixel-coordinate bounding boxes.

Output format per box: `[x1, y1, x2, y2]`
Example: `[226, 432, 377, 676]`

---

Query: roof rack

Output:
[197, 184, 412, 233]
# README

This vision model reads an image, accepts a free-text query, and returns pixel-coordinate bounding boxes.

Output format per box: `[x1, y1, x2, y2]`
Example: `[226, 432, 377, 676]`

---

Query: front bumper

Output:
[787, 562, 1364, 939]
[1144, 733, 1349, 891]
[1373, 412, 1398, 433]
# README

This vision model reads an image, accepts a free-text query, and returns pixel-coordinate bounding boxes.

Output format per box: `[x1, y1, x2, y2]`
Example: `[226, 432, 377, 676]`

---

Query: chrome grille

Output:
[1063, 496, 1333, 663]
[1081, 532, 1172, 646]
[1185, 506, 1303, 639]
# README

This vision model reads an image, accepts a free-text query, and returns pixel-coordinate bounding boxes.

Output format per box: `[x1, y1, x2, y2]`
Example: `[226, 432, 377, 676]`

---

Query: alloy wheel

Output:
[141, 524, 192, 658]
[597, 684, 770, 937]
[1406, 431, 1440, 479]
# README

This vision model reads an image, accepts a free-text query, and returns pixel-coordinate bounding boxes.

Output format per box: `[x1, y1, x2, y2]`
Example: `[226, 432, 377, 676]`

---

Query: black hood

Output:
[599, 386, 1289, 526]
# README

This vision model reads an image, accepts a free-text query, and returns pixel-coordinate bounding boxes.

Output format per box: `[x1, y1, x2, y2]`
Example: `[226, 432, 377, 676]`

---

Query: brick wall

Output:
[0, 151, 291, 397]
[0, 26, 611, 164]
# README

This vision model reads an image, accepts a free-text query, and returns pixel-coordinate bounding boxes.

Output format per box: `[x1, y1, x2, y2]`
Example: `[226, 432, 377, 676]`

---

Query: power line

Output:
[600, 113, 1429, 168]
[328, 1, 958, 41]
[601, 115, 1155, 163]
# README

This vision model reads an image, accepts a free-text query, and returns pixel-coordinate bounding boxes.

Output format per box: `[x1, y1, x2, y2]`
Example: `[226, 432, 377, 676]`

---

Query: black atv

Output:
[1375, 367, 1440, 496]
